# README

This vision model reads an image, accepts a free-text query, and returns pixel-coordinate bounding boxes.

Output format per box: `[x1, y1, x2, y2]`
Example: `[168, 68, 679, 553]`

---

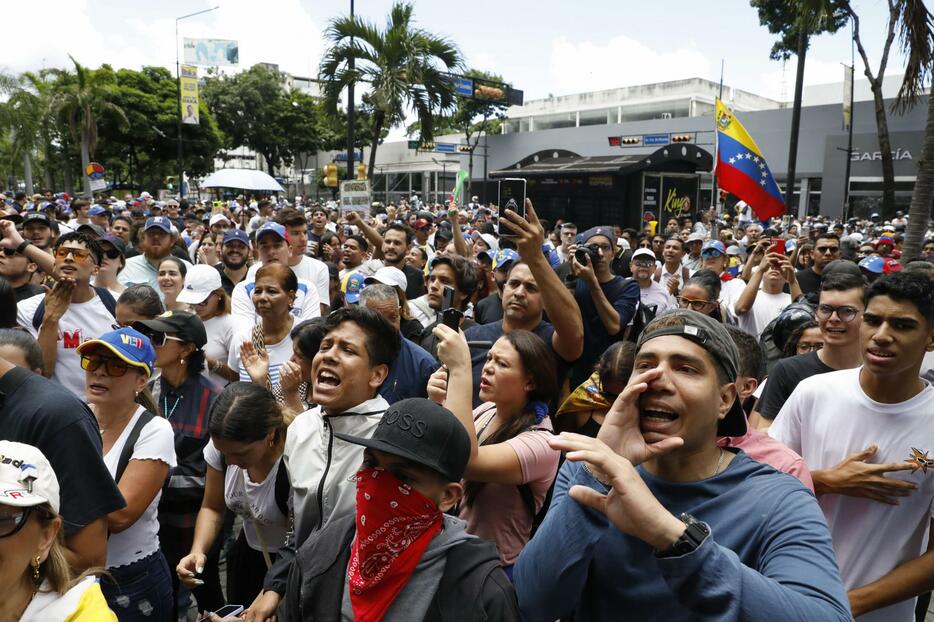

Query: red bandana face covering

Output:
[347, 467, 443, 622]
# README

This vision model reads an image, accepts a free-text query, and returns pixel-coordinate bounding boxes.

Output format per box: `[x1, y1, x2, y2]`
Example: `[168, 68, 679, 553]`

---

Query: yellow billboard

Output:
[180, 64, 199, 125]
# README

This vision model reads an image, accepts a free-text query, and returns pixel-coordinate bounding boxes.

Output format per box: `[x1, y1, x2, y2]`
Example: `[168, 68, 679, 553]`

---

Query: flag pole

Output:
[712, 60, 724, 217]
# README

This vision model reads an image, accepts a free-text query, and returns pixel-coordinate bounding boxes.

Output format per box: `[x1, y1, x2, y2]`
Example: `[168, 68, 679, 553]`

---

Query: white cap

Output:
[617, 237, 631, 250]
[631, 248, 656, 262]
[176, 264, 223, 305]
[364, 266, 408, 292]
[0, 441, 60, 514]
[473, 233, 499, 252]
[209, 213, 231, 227]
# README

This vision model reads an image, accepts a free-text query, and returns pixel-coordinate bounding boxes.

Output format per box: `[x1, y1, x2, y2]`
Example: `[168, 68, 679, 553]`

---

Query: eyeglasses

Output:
[632, 259, 656, 268]
[796, 342, 824, 353]
[81, 354, 133, 377]
[141, 331, 185, 348]
[0, 507, 45, 539]
[676, 296, 714, 312]
[589, 243, 613, 252]
[53, 246, 92, 262]
[816, 304, 860, 323]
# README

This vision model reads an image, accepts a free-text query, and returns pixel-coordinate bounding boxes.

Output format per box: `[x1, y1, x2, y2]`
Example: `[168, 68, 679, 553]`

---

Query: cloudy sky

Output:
[5, 0, 910, 111]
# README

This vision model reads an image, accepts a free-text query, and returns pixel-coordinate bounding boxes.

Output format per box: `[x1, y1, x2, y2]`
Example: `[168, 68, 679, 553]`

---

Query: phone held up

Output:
[441, 285, 463, 331]
[772, 239, 786, 256]
[210, 604, 244, 621]
[497, 178, 527, 237]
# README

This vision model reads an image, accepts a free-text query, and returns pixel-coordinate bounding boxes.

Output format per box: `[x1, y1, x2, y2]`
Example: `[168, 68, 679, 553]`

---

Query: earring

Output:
[32, 555, 41, 583]
[180, 358, 186, 365]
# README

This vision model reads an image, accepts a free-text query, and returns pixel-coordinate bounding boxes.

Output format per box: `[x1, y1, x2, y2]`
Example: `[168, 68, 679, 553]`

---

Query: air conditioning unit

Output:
[661, 112, 673, 119]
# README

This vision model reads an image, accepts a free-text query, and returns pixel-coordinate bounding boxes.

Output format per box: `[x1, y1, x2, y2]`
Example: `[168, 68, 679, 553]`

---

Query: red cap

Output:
[413, 218, 430, 230]
[883, 258, 903, 273]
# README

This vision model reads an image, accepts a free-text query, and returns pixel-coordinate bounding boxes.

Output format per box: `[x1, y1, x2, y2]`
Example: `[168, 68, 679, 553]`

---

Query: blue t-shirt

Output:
[379, 337, 438, 405]
[571, 276, 639, 387]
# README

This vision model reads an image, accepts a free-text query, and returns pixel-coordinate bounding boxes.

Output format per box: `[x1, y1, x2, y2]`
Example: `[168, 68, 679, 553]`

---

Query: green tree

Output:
[202, 64, 290, 175]
[48, 57, 129, 197]
[319, 1, 462, 183]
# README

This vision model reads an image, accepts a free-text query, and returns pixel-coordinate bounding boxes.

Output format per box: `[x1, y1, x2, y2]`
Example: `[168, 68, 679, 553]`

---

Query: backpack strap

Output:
[274, 457, 290, 517]
[115, 410, 155, 484]
[0, 366, 33, 408]
[32, 287, 118, 330]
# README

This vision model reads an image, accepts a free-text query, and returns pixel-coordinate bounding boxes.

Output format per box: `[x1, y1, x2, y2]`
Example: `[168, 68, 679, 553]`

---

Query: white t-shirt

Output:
[718, 276, 746, 309]
[770, 368, 934, 622]
[203, 440, 288, 552]
[17, 292, 116, 397]
[228, 322, 295, 393]
[231, 275, 321, 326]
[203, 314, 235, 386]
[734, 290, 791, 338]
[638, 280, 676, 314]
[246, 256, 329, 312]
[103, 406, 177, 569]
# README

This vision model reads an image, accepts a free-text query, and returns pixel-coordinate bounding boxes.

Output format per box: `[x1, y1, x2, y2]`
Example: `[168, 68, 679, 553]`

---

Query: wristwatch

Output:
[15, 240, 31, 255]
[656, 513, 710, 558]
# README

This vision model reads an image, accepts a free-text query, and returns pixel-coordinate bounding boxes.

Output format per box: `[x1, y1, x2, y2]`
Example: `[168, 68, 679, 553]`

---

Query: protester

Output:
[77, 328, 176, 621]
[653, 236, 689, 296]
[473, 249, 519, 326]
[732, 248, 798, 337]
[771, 272, 934, 621]
[0, 240, 42, 301]
[177, 264, 238, 385]
[216, 228, 251, 296]
[94, 234, 127, 295]
[513, 310, 852, 620]
[157, 256, 188, 312]
[0, 440, 117, 621]
[555, 341, 635, 436]
[796, 232, 841, 296]
[115, 284, 164, 327]
[676, 268, 727, 322]
[177, 383, 291, 609]
[119, 217, 192, 294]
[681, 231, 704, 272]
[630, 248, 676, 314]
[416, 255, 480, 351]
[278, 398, 519, 621]
[270, 207, 330, 315]
[781, 318, 824, 358]
[279, 317, 327, 413]
[0, 328, 44, 373]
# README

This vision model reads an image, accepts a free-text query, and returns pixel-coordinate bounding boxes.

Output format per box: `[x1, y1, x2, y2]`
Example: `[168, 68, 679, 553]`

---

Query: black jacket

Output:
[278, 515, 519, 622]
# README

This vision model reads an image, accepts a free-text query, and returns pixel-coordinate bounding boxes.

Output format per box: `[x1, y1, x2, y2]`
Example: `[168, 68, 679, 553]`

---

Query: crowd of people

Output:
[0, 187, 931, 622]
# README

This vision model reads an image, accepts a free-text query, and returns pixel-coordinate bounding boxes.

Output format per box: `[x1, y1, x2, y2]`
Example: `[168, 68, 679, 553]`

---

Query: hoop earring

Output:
[32, 555, 41, 584]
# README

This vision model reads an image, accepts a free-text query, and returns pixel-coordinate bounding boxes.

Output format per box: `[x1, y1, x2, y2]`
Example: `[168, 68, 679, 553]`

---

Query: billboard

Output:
[180, 65, 199, 125]
[183, 38, 239, 66]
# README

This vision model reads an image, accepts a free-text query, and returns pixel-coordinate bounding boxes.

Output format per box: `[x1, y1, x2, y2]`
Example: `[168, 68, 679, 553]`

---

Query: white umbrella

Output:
[200, 168, 285, 192]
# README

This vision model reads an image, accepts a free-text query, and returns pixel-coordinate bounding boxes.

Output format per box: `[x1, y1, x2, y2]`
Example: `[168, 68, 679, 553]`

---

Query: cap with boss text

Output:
[335, 398, 471, 482]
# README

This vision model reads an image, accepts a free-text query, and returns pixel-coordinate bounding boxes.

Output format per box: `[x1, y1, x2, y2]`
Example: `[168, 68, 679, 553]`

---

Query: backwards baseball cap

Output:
[223, 228, 250, 246]
[144, 216, 172, 233]
[77, 327, 157, 378]
[342, 271, 367, 304]
[255, 222, 289, 243]
[701, 240, 726, 256]
[335, 398, 471, 482]
[364, 266, 408, 292]
[132, 310, 208, 348]
[0, 441, 61, 514]
[177, 264, 223, 305]
[635, 310, 746, 437]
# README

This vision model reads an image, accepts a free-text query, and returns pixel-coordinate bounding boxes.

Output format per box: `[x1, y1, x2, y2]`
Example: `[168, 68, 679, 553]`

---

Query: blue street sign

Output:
[334, 150, 364, 162]
[435, 143, 457, 154]
[454, 77, 473, 97]
[644, 133, 670, 146]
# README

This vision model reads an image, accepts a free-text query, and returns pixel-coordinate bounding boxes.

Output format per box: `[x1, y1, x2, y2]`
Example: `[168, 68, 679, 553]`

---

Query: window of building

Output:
[579, 107, 616, 127]
[619, 99, 691, 123]
[533, 112, 576, 131]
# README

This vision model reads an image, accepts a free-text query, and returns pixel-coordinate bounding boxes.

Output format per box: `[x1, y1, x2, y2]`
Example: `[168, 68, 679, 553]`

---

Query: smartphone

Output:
[773, 239, 786, 255]
[441, 285, 455, 312]
[211, 604, 244, 620]
[441, 285, 462, 330]
[497, 178, 527, 237]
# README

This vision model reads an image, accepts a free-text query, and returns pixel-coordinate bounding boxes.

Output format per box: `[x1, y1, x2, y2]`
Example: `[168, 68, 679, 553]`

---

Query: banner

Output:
[340, 180, 371, 218]
[180, 65, 199, 125]
[842, 63, 854, 131]
[183, 38, 239, 66]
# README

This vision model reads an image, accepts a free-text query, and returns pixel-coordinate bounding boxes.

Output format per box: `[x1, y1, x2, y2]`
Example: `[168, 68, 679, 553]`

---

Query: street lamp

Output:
[176, 5, 220, 199]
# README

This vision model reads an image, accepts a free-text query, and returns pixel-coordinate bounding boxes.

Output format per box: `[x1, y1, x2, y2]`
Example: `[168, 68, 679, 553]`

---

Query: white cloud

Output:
[753, 57, 846, 101]
[548, 35, 712, 95]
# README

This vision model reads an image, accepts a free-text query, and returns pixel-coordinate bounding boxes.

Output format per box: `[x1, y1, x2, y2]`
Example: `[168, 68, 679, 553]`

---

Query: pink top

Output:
[719, 429, 814, 492]
[459, 404, 560, 565]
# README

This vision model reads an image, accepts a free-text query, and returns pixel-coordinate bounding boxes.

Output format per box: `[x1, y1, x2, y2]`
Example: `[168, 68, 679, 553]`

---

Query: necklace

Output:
[712, 448, 726, 477]
[163, 393, 183, 420]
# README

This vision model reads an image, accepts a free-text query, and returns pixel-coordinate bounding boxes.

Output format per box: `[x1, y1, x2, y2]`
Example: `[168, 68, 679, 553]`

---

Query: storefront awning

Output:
[490, 144, 712, 178]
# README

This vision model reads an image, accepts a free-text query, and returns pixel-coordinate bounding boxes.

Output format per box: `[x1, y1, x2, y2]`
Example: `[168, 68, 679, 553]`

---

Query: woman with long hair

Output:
[194, 231, 221, 266]
[177, 264, 238, 386]
[0, 441, 116, 621]
[279, 317, 327, 413]
[131, 311, 224, 617]
[429, 326, 560, 576]
[677, 268, 727, 323]
[176, 383, 292, 609]
[76, 328, 175, 621]
[231, 264, 298, 400]
[555, 341, 636, 436]
[115, 284, 165, 327]
[93, 235, 126, 295]
[158, 257, 188, 312]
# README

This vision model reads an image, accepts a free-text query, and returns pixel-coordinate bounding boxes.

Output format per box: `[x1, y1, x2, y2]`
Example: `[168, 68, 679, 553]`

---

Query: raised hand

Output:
[239, 341, 270, 385]
[427, 366, 449, 404]
[42, 279, 75, 324]
[499, 198, 544, 261]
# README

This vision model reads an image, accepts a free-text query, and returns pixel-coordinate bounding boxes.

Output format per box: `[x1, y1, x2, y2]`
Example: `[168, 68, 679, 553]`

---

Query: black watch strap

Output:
[656, 513, 710, 558]
[15, 240, 31, 254]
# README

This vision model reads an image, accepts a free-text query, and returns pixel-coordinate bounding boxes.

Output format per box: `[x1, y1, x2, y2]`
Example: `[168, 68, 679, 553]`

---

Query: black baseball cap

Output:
[335, 398, 470, 482]
[636, 309, 746, 437]
[22, 212, 52, 228]
[132, 310, 207, 348]
[99, 234, 127, 257]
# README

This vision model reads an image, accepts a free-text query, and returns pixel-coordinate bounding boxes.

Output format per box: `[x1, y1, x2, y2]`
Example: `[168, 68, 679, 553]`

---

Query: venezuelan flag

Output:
[715, 99, 785, 219]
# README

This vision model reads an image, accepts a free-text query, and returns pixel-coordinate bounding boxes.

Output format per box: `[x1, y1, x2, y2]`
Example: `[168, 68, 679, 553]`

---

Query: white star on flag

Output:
[729, 157, 736, 164]
[760, 180, 767, 186]
[753, 156, 760, 163]
[759, 162, 766, 170]
[745, 152, 753, 160]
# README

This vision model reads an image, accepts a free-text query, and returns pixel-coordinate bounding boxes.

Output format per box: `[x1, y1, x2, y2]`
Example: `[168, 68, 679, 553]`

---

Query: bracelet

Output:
[582, 463, 612, 489]
[15, 240, 31, 254]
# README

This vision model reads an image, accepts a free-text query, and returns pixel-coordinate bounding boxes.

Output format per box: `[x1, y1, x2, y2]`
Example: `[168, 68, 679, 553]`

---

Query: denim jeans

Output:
[101, 550, 173, 622]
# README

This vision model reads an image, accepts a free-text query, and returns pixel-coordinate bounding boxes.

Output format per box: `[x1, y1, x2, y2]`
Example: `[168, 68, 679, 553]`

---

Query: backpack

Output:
[220, 453, 290, 518]
[517, 447, 565, 539]
[31, 287, 118, 331]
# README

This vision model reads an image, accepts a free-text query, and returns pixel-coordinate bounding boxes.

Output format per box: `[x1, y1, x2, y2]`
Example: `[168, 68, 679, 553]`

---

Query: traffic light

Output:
[671, 134, 694, 143]
[356, 163, 366, 180]
[457, 145, 473, 153]
[324, 163, 338, 187]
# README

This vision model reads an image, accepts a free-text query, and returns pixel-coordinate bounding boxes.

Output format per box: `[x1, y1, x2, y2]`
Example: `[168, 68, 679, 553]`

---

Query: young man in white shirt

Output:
[247, 306, 401, 620]
[732, 247, 799, 338]
[770, 272, 934, 622]
[232, 222, 321, 324]
[654, 237, 690, 297]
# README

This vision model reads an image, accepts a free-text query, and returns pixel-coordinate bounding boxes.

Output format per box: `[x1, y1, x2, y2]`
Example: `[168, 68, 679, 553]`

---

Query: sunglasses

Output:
[140, 331, 185, 348]
[1, 248, 20, 257]
[0, 507, 50, 539]
[54, 246, 92, 262]
[100, 246, 122, 260]
[81, 354, 133, 377]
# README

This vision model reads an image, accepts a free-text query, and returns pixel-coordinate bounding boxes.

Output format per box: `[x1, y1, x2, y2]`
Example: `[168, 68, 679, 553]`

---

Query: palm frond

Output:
[893, 0, 934, 111]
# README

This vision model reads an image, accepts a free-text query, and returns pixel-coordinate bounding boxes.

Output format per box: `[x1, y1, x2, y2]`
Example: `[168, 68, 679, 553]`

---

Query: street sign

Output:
[454, 77, 473, 97]
[435, 143, 457, 154]
[339, 180, 371, 218]
[644, 133, 670, 146]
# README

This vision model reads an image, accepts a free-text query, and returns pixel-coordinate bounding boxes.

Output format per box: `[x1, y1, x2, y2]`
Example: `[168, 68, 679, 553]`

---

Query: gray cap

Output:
[636, 309, 746, 437]
[686, 232, 706, 243]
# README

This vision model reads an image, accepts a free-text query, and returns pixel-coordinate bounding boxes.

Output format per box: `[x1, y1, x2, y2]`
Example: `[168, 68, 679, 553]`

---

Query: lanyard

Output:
[163, 393, 183, 420]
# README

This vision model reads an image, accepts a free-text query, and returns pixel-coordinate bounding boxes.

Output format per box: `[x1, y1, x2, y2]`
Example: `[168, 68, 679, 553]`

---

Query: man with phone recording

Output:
[568, 226, 640, 388]
[732, 245, 800, 338]
[416, 255, 481, 357]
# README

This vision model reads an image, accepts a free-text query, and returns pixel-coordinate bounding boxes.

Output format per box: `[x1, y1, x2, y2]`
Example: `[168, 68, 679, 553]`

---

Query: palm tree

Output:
[319, 2, 462, 183]
[49, 56, 128, 197]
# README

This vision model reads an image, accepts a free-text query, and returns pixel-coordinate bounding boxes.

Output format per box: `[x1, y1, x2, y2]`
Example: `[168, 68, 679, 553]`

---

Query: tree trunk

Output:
[903, 86, 933, 260]
[80, 127, 92, 198]
[367, 109, 385, 185]
[63, 158, 74, 197]
[23, 152, 33, 195]
[42, 143, 53, 191]
[870, 82, 897, 217]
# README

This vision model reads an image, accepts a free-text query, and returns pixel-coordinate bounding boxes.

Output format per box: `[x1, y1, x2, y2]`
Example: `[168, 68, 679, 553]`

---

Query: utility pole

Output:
[785, 27, 808, 214]
[346, 0, 356, 181]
